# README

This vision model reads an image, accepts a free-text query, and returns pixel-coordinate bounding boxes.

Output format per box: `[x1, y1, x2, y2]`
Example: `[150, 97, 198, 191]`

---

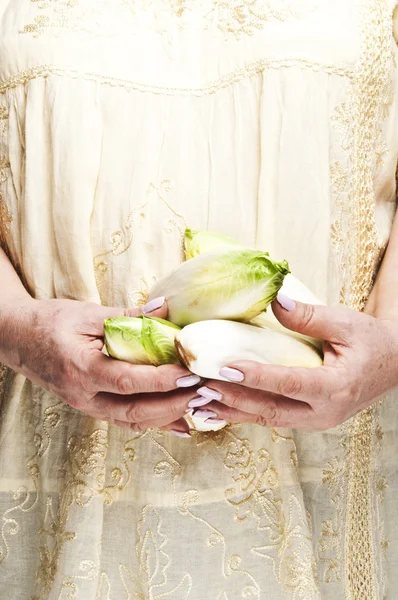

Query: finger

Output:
[201, 392, 314, 428]
[89, 388, 196, 423]
[86, 351, 200, 395]
[213, 363, 332, 403]
[112, 416, 191, 434]
[272, 295, 359, 345]
[202, 401, 320, 431]
[161, 418, 192, 437]
[85, 297, 168, 336]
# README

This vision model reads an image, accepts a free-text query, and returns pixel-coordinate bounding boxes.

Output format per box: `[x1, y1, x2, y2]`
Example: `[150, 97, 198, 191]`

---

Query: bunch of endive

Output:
[104, 229, 324, 431]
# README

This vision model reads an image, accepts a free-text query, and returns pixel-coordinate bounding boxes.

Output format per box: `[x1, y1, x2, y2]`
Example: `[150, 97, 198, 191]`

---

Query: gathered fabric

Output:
[1, 1, 398, 598]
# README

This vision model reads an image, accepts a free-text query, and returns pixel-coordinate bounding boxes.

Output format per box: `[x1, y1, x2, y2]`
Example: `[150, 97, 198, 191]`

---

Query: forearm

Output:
[366, 209, 398, 320]
[0, 249, 31, 303]
[0, 248, 34, 366]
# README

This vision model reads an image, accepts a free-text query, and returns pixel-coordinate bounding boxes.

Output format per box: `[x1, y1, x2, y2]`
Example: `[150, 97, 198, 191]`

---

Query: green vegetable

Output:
[148, 247, 290, 327]
[104, 316, 180, 366]
[184, 228, 241, 260]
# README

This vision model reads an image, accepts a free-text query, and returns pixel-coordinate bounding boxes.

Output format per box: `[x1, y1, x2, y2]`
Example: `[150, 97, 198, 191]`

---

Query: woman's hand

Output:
[0, 296, 200, 436]
[193, 296, 398, 431]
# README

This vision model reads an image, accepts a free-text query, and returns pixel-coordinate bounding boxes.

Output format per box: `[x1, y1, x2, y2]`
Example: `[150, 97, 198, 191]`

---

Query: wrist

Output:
[364, 295, 398, 322]
[0, 296, 37, 369]
[365, 306, 398, 323]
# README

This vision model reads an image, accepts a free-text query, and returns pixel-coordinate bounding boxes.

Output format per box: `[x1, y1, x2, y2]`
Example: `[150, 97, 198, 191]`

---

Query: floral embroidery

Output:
[21, 0, 316, 39]
[20, 0, 85, 37]
[221, 431, 319, 599]
[0, 401, 62, 566]
[93, 180, 187, 296]
[208, 0, 316, 37]
[119, 505, 192, 599]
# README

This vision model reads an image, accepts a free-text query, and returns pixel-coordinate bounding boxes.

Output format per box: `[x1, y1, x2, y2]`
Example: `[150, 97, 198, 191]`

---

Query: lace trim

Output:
[343, 1, 393, 598]
[0, 60, 354, 97]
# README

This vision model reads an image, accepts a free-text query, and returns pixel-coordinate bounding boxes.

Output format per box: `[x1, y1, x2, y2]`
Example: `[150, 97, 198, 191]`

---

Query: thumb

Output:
[90, 296, 168, 335]
[127, 296, 168, 319]
[272, 292, 354, 345]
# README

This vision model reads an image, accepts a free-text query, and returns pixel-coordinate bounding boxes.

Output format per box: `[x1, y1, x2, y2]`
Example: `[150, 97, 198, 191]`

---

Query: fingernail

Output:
[197, 386, 222, 401]
[176, 374, 201, 388]
[170, 430, 191, 438]
[193, 409, 218, 419]
[205, 418, 227, 426]
[276, 292, 296, 312]
[142, 296, 165, 314]
[219, 367, 245, 382]
[188, 396, 211, 409]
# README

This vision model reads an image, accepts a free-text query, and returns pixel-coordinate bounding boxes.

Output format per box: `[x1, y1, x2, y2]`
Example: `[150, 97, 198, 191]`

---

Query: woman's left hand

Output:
[198, 297, 398, 431]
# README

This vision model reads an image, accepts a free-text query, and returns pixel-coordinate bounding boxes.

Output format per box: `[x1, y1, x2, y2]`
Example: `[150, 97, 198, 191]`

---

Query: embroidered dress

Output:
[1, 1, 398, 598]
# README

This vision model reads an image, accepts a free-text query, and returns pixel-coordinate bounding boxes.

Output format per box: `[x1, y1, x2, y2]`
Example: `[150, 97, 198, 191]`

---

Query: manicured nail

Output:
[193, 409, 218, 419]
[176, 374, 201, 388]
[197, 386, 222, 401]
[205, 418, 227, 426]
[142, 296, 165, 314]
[188, 396, 211, 409]
[219, 367, 245, 382]
[276, 292, 296, 312]
[170, 430, 191, 438]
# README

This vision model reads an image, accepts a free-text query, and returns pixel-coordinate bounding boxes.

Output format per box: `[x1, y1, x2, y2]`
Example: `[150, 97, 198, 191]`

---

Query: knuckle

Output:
[228, 389, 246, 410]
[251, 368, 267, 390]
[147, 367, 170, 393]
[130, 420, 147, 433]
[317, 410, 344, 431]
[152, 374, 168, 393]
[125, 402, 146, 424]
[334, 311, 355, 340]
[346, 383, 360, 404]
[63, 394, 80, 410]
[279, 373, 303, 398]
[168, 400, 184, 420]
[115, 373, 134, 395]
[258, 401, 278, 423]
[215, 406, 237, 422]
[253, 413, 277, 428]
[300, 302, 316, 329]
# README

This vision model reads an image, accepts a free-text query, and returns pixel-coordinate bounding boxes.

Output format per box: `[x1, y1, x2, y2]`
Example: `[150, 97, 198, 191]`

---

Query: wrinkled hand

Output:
[196, 297, 398, 431]
[0, 297, 199, 435]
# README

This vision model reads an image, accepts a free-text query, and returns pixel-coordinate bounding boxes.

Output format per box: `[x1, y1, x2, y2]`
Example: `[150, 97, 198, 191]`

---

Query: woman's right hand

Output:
[0, 296, 200, 436]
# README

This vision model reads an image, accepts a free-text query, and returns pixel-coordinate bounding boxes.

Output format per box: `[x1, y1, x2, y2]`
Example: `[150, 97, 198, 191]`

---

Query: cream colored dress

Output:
[1, 1, 398, 598]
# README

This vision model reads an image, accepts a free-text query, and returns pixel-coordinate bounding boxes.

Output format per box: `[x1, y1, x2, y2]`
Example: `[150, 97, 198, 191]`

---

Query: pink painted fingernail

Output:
[193, 409, 218, 419]
[276, 292, 296, 312]
[188, 396, 211, 409]
[219, 367, 244, 382]
[176, 374, 201, 388]
[170, 430, 191, 438]
[142, 296, 165, 314]
[205, 418, 227, 426]
[197, 386, 222, 401]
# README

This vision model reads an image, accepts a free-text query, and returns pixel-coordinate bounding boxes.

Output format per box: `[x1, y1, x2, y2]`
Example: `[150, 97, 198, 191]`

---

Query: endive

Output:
[148, 248, 290, 327]
[252, 273, 324, 350]
[104, 316, 180, 366]
[175, 320, 322, 381]
[184, 228, 241, 260]
[183, 228, 322, 304]
[184, 228, 324, 350]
